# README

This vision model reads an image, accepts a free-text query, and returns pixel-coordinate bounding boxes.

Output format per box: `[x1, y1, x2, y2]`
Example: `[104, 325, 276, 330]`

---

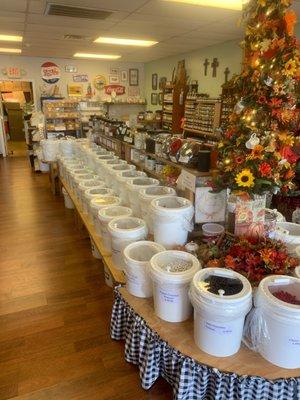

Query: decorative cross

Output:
[203, 59, 210, 76]
[224, 67, 231, 83]
[211, 57, 219, 78]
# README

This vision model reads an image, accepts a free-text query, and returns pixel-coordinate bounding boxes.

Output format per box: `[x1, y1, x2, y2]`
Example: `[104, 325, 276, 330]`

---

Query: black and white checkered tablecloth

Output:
[110, 288, 300, 400]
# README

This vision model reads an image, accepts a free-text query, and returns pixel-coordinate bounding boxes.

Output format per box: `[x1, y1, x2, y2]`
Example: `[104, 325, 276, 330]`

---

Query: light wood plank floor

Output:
[0, 156, 172, 400]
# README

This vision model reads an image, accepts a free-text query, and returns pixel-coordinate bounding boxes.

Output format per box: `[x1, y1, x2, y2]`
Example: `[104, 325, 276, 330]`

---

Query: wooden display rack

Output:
[60, 176, 126, 285]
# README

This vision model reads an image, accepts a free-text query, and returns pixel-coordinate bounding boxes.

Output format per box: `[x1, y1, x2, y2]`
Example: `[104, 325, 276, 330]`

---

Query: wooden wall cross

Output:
[203, 59, 210, 76]
[211, 58, 219, 77]
[224, 67, 231, 83]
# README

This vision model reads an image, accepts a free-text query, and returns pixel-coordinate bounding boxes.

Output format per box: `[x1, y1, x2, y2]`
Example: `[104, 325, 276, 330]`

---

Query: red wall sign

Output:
[41, 61, 60, 84]
[104, 85, 125, 96]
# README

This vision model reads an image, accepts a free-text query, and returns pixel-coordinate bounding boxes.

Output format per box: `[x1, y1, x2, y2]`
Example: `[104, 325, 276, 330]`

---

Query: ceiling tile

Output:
[0, 0, 27, 12]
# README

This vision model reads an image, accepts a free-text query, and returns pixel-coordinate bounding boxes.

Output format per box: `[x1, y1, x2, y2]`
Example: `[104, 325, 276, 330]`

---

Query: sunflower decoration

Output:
[235, 169, 255, 188]
[284, 59, 298, 76]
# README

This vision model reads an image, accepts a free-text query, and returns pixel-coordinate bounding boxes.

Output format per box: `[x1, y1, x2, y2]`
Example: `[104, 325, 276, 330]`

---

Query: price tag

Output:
[180, 170, 196, 193]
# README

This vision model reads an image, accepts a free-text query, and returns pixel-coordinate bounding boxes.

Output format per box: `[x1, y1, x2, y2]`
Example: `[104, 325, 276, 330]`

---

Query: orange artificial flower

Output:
[258, 95, 267, 104]
[224, 255, 236, 269]
[285, 169, 295, 180]
[285, 10, 297, 36]
[259, 162, 272, 177]
[235, 155, 245, 165]
[249, 144, 264, 160]
[269, 98, 283, 108]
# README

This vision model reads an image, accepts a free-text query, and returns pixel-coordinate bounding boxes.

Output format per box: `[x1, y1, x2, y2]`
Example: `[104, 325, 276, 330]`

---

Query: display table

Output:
[60, 176, 126, 285]
[111, 287, 300, 400]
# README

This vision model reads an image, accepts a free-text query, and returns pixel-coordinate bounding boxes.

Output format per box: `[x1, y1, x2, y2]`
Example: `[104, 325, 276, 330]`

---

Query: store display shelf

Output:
[60, 177, 125, 285]
[116, 287, 300, 380]
[184, 127, 219, 139]
[104, 102, 146, 106]
[130, 160, 161, 180]
[45, 116, 80, 120]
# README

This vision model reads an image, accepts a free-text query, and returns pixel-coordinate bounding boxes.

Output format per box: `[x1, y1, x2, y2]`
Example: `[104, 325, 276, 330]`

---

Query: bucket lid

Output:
[90, 196, 120, 210]
[98, 205, 132, 222]
[150, 250, 200, 284]
[79, 179, 104, 190]
[191, 268, 252, 304]
[126, 177, 159, 190]
[108, 217, 147, 238]
[276, 222, 300, 237]
[85, 188, 112, 198]
[258, 275, 300, 313]
[139, 185, 176, 200]
[124, 241, 165, 266]
[150, 196, 193, 216]
[202, 223, 225, 236]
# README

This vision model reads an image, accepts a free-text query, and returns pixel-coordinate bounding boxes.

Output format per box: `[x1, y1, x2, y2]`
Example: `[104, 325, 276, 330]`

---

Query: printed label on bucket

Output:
[287, 337, 300, 347]
[203, 320, 233, 336]
[159, 289, 179, 304]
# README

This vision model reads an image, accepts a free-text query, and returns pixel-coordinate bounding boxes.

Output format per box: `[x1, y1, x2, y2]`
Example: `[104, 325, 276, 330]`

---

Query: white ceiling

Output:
[0, 0, 299, 62]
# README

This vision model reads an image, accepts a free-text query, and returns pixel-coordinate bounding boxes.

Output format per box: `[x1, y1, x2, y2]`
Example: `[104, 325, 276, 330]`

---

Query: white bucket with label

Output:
[78, 179, 105, 208]
[116, 170, 147, 205]
[247, 275, 300, 369]
[59, 139, 74, 158]
[62, 187, 74, 209]
[126, 177, 160, 216]
[150, 197, 194, 249]
[150, 251, 200, 322]
[139, 186, 177, 234]
[103, 159, 128, 187]
[68, 166, 89, 188]
[190, 268, 252, 357]
[124, 241, 165, 298]
[90, 237, 101, 259]
[98, 206, 133, 253]
[108, 217, 148, 270]
[60, 160, 80, 180]
[273, 222, 300, 257]
[85, 188, 115, 216]
[91, 150, 111, 171]
[110, 164, 136, 193]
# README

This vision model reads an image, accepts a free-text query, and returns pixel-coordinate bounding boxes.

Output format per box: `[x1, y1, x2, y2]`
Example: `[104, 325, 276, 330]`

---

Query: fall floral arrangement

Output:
[214, 0, 300, 196]
[222, 236, 298, 285]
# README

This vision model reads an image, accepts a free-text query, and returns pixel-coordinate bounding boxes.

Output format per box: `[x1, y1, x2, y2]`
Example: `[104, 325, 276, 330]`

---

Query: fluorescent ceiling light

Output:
[0, 48, 22, 53]
[0, 34, 22, 42]
[74, 53, 121, 59]
[163, 0, 245, 11]
[94, 37, 158, 47]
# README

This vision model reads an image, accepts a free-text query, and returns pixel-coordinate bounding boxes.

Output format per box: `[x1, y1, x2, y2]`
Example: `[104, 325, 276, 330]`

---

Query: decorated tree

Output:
[214, 0, 300, 196]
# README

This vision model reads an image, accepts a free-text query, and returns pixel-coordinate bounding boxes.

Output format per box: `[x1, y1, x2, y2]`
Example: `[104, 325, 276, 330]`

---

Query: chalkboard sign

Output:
[217, 231, 236, 254]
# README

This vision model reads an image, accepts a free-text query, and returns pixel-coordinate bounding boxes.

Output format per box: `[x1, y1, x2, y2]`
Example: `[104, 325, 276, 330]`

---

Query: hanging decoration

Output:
[213, 0, 300, 196]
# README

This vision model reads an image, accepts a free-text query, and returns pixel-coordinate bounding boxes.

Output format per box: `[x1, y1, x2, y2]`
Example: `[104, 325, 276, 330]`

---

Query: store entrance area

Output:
[0, 155, 171, 399]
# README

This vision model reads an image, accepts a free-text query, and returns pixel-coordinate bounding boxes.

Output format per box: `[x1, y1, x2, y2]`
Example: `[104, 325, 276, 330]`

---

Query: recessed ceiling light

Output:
[74, 52, 121, 59]
[94, 37, 158, 47]
[0, 34, 23, 42]
[0, 48, 22, 53]
[163, 0, 246, 11]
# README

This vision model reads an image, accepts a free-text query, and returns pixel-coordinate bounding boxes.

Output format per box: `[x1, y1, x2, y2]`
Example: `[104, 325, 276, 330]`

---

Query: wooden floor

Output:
[0, 155, 172, 400]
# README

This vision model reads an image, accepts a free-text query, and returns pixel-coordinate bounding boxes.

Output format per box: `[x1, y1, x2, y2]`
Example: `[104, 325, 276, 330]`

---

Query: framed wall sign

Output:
[158, 92, 163, 105]
[110, 67, 119, 75]
[152, 73, 158, 90]
[65, 65, 77, 73]
[68, 84, 82, 97]
[73, 74, 88, 82]
[93, 75, 106, 91]
[129, 68, 139, 86]
[41, 61, 60, 84]
[109, 75, 120, 84]
[151, 93, 158, 105]
[104, 85, 125, 96]
[121, 70, 128, 82]
[159, 76, 167, 90]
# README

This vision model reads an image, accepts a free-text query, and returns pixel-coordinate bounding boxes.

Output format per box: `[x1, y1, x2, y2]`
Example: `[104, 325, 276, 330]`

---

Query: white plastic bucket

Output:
[90, 237, 101, 259]
[84, 188, 115, 216]
[124, 241, 165, 298]
[73, 174, 98, 200]
[62, 187, 74, 209]
[202, 223, 225, 243]
[190, 268, 252, 357]
[41, 139, 59, 161]
[59, 139, 74, 157]
[251, 275, 300, 369]
[150, 196, 194, 249]
[103, 159, 128, 187]
[78, 179, 105, 208]
[126, 177, 160, 216]
[108, 217, 148, 270]
[116, 170, 147, 205]
[139, 186, 177, 233]
[273, 222, 300, 257]
[98, 206, 133, 253]
[150, 250, 200, 322]
[95, 155, 118, 178]
[110, 164, 136, 193]
[90, 196, 121, 234]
